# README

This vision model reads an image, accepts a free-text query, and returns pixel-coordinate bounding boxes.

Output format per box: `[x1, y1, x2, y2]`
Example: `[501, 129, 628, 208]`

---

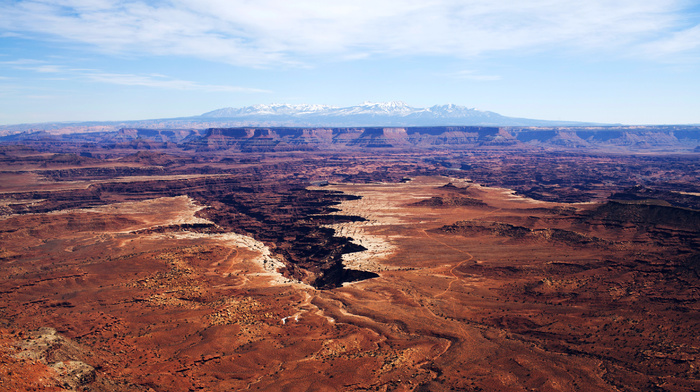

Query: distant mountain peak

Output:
[359, 100, 410, 108]
[198, 102, 595, 127]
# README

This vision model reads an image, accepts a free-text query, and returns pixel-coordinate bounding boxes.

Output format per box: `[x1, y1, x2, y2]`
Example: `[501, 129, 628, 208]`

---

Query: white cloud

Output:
[0, 32, 25, 38]
[24, 94, 60, 99]
[84, 72, 271, 93]
[640, 24, 700, 59]
[0, 59, 270, 93]
[1, 59, 48, 66]
[29, 64, 66, 73]
[446, 70, 501, 81]
[0, 1, 698, 66]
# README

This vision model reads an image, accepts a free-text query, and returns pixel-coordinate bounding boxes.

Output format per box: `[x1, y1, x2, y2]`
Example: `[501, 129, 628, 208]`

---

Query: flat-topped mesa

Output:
[347, 127, 410, 148]
[117, 128, 204, 143]
[185, 126, 509, 151]
[207, 128, 257, 138]
[508, 126, 700, 148]
[8, 125, 698, 154]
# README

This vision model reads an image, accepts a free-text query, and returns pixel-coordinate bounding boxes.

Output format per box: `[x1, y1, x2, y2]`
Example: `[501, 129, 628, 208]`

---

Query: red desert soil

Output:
[1, 173, 698, 391]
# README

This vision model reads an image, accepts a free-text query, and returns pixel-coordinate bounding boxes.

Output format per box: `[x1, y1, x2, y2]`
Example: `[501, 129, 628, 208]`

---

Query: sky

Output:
[1, 0, 699, 125]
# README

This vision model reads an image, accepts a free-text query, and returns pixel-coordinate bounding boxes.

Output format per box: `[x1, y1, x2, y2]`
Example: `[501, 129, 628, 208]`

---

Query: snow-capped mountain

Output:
[199, 101, 559, 126]
[0, 102, 595, 135]
[334, 101, 415, 116]
[202, 103, 337, 117]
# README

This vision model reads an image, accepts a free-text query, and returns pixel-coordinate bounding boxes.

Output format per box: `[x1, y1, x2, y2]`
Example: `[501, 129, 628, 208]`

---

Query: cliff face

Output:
[185, 126, 508, 151]
[510, 126, 700, 150]
[174, 125, 700, 152]
[4, 125, 698, 153]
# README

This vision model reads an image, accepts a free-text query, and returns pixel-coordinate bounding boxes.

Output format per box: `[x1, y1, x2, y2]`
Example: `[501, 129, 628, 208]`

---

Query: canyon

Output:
[0, 127, 698, 391]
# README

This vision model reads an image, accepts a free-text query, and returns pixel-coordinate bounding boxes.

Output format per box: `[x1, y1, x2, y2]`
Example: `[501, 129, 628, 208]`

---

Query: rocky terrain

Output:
[2, 125, 700, 154]
[0, 135, 698, 391]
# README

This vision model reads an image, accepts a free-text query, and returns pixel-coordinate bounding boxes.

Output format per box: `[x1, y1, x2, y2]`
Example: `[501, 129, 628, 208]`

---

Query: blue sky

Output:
[1, 0, 699, 125]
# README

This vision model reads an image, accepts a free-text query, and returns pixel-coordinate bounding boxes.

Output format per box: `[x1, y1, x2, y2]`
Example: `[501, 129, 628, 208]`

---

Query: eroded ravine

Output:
[2, 157, 698, 392]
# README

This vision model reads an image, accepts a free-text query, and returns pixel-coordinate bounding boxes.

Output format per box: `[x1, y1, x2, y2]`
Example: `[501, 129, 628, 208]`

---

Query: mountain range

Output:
[198, 101, 592, 127]
[1, 102, 597, 135]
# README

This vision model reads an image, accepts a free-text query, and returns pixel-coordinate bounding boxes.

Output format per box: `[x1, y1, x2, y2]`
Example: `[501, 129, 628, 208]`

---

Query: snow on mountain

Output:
[203, 102, 486, 119]
[199, 102, 588, 126]
[342, 101, 415, 116]
[202, 103, 336, 117]
[428, 104, 479, 116]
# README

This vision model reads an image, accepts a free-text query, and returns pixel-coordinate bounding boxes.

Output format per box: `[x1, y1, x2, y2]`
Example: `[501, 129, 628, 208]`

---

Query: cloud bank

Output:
[1, 0, 698, 66]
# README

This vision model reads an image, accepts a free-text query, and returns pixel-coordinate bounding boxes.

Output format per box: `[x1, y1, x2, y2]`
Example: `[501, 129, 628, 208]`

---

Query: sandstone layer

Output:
[0, 143, 698, 391]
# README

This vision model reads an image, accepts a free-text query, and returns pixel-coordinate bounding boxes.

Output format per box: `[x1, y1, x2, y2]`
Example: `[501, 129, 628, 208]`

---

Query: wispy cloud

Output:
[1, 59, 270, 93]
[1, 59, 47, 66]
[84, 72, 271, 93]
[638, 24, 700, 59]
[1, 1, 698, 66]
[0, 32, 24, 38]
[24, 94, 61, 100]
[445, 70, 501, 81]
